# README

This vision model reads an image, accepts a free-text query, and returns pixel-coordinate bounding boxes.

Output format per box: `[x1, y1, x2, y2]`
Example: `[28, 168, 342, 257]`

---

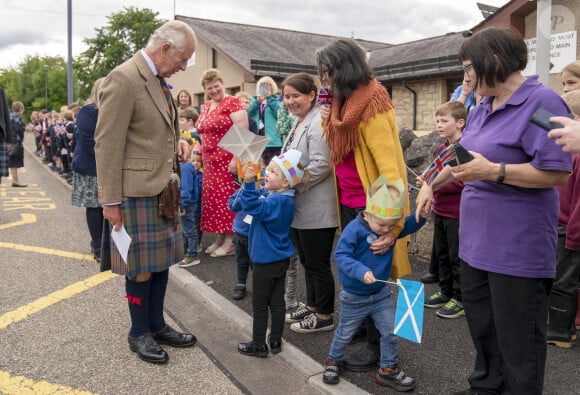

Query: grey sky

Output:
[0, 0, 509, 70]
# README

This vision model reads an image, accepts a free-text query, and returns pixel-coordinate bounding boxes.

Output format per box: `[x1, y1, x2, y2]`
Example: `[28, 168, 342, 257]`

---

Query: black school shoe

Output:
[128, 333, 168, 364]
[237, 341, 269, 357]
[268, 335, 282, 354]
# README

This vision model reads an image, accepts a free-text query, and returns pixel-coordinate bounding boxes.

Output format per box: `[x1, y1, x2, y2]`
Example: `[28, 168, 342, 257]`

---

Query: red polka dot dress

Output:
[195, 95, 243, 234]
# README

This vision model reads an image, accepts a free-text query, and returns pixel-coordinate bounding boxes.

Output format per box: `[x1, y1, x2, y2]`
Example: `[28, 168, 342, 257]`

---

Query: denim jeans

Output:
[328, 286, 398, 368]
[181, 204, 198, 257]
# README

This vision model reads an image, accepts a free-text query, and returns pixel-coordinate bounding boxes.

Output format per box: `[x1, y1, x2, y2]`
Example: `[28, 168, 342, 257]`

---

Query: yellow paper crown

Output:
[365, 175, 406, 220]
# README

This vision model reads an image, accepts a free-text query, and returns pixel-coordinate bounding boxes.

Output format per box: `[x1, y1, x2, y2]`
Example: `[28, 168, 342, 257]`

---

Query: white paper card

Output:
[111, 224, 132, 265]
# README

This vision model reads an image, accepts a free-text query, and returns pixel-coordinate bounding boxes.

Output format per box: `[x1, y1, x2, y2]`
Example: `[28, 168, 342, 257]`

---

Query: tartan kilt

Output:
[0, 142, 9, 177]
[106, 196, 184, 278]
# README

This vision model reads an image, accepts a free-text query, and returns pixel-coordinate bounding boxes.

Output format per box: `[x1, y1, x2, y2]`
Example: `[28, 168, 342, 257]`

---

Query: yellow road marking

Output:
[0, 241, 94, 261]
[0, 371, 97, 395]
[0, 213, 36, 230]
[0, 271, 117, 330]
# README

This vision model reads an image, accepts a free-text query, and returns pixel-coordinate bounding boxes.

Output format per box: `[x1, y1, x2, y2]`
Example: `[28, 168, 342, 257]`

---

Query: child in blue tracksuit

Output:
[177, 156, 200, 268]
[230, 149, 308, 357]
[322, 175, 426, 392]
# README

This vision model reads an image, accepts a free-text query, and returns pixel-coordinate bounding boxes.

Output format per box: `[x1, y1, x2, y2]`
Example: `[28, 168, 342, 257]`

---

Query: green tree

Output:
[1, 56, 68, 116]
[75, 7, 165, 99]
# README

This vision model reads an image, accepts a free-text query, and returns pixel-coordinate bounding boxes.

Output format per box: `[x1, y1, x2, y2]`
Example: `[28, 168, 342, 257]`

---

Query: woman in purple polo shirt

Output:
[416, 26, 571, 395]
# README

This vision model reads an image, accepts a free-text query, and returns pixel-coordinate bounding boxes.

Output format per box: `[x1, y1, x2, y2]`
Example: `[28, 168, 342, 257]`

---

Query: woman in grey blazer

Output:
[280, 73, 338, 334]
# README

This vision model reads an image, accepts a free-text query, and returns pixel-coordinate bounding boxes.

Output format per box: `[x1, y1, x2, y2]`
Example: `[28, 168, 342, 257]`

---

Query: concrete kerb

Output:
[169, 267, 369, 395]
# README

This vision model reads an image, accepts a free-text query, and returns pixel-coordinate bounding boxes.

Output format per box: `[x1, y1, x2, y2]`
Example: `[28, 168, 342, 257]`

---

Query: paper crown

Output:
[271, 149, 304, 188]
[366, 175, 406, 220]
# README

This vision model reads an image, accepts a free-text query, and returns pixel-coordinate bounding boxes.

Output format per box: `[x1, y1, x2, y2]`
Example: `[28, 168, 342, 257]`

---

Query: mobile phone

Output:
[259, 85, 268, 97]
[451, 143, 474, 166]
[530, 108, 573, 131]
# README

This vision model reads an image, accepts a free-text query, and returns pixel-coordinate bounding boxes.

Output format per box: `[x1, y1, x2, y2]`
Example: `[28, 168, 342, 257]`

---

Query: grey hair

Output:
[146, 20, 196, 54]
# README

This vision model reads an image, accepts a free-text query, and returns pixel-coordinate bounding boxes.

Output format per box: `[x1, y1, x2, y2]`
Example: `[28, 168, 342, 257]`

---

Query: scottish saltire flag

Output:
[393, 279, 424, 343]
[317, 87, 333, 105]
[421, 144, 458, 185]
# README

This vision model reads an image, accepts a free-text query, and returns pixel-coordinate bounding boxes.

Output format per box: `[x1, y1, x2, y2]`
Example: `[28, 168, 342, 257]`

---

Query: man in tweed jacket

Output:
[95, 20, 197, 364]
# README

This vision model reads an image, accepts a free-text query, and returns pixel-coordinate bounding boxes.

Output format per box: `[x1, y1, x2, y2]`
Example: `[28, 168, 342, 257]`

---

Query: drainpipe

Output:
[402, 80, 417, 130]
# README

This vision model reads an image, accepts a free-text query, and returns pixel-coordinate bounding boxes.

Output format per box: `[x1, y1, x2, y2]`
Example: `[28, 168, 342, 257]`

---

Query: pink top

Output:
[335, 151, 365, 208]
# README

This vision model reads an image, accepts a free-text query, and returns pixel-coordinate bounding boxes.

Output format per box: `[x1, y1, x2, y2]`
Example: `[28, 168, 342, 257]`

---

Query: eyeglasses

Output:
[462, 63, 473, 75]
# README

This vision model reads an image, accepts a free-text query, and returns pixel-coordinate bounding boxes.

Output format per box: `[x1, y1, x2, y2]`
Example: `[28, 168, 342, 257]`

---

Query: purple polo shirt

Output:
[459, 76, 572, 278]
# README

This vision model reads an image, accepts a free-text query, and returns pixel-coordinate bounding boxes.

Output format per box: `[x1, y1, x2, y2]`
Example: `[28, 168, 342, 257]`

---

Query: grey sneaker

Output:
[290, 314, 334, 333]
[436, 298, 465, 318]
[425, 291, 451, 308]
[375, 366, 416, 392]
[177, 255, 200, 268]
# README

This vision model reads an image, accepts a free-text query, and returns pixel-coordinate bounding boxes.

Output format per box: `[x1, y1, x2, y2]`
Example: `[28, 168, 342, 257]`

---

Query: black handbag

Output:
[8, 140, 23, 157]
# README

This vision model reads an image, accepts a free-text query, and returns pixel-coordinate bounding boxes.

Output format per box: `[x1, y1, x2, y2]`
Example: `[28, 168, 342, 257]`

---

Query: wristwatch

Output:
[496, 162, 506, 184]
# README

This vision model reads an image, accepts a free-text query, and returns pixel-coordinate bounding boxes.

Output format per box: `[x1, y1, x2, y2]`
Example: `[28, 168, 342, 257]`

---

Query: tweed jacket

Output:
[282, 107, 337, 230]
[95, 51, 180, 204]
[351, 108, 411, 279]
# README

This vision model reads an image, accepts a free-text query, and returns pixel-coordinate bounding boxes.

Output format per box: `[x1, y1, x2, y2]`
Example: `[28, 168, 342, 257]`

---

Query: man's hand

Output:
[103, 204, 123, 231]
[177, 139, 191, 162]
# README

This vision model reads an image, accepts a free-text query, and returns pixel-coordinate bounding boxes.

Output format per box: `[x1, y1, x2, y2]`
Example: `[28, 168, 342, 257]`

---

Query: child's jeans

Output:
[181, 204, 198, 257]
[328, 286, 398, 368]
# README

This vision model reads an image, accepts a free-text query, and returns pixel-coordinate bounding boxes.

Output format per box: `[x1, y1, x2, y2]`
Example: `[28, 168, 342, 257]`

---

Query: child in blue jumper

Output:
[230, 149, 308, 357]
[177, 152, 200, 268]
[323, 175, 426, 392]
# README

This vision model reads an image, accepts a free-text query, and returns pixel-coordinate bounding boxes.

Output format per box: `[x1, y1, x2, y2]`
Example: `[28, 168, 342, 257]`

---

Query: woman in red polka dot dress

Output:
[196, 68, 249, 257]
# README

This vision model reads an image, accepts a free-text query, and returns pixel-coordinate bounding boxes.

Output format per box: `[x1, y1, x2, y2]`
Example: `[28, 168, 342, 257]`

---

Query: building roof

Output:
[371, 33, 466, 82]
[176, 15, 391, 78]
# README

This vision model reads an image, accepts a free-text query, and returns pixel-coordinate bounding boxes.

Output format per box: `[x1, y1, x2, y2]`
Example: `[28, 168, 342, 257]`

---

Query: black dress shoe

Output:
[128, 333, 168, 364]
[11, 183, 27, 188]
[153, 325, 197, 348]
[237, 341, 269, 357]
[343, 346, 380, 372]
[420, 272, 439, 284]
[232, 285, 246, 300]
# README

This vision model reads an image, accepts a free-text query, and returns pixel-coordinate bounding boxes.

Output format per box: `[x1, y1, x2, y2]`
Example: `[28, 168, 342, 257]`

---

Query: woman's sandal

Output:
[210, 246, 235, 257]
[205, 241, 221, 254]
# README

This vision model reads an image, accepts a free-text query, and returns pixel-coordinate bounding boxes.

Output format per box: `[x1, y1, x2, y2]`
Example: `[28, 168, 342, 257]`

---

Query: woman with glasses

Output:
[416, 26, 571, 395]
[316, 38, 412, 384]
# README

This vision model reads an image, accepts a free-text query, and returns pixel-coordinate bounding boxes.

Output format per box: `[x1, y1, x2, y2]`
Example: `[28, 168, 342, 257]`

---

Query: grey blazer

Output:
[282, 106, 338, 229]
[95, 52, 180, 204]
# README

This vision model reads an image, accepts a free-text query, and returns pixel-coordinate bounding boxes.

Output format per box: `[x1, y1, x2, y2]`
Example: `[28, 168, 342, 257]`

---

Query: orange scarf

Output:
[323, 78, 393, 166]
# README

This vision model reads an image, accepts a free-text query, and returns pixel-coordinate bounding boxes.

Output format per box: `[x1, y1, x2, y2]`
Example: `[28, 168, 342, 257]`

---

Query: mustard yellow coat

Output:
[338, 108, 411, 279]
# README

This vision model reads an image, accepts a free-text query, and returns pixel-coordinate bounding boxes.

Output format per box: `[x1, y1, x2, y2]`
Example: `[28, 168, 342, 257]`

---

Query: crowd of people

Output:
[2, 21, 579, 394]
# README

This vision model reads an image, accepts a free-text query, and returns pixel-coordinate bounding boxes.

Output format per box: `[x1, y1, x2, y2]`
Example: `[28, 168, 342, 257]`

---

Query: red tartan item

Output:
[317, 87, 333, 106]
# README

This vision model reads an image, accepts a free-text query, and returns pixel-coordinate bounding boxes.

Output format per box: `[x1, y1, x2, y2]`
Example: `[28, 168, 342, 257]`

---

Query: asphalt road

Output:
[6, 131, 579, 395]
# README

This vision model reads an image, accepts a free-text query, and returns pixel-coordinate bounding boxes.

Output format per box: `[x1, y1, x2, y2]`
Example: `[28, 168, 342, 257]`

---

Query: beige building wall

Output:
[168, 39, 255, 108]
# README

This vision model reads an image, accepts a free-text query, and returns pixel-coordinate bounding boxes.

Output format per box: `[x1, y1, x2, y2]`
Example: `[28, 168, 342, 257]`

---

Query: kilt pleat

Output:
[109, 196, 183, 278]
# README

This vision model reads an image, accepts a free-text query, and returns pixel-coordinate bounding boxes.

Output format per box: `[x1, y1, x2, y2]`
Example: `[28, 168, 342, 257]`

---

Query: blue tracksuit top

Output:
[228, 193, 251, 237]
[334, 212, 426, 295]
[229, 181, 295, 264]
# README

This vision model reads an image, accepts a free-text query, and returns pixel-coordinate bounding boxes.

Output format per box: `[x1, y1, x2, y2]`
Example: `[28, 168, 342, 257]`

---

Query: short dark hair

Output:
[315, 39, 372, 98]
[458, 26, 527, 89]
[179, 107, 199, 122]
[281, 72, 319, 110]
